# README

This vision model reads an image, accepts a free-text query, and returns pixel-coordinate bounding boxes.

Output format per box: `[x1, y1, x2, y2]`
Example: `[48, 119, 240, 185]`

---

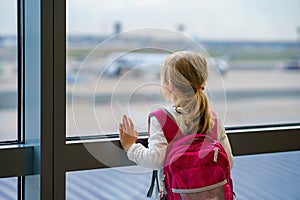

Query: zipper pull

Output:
[159, 176, 165, 199]
[214, 148, 218, 163]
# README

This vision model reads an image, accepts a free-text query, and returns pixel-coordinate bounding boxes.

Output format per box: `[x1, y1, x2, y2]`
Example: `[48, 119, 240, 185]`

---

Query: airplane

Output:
[103, 52, 229, 78]
[284, 59, 300, 71]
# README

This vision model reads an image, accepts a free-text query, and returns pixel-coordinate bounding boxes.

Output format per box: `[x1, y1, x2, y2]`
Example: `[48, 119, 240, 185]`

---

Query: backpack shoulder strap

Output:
[147, 109, 183, 197]
[148, 108, 184, 143]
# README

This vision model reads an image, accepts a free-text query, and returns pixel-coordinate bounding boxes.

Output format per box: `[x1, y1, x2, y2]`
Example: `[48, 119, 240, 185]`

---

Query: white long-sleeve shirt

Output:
[127, 107, 234, 169]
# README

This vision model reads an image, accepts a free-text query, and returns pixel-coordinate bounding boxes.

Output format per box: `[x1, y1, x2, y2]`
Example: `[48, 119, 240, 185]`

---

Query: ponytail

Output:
[195, 90, 212, 134]
[176, 89, 212, 135]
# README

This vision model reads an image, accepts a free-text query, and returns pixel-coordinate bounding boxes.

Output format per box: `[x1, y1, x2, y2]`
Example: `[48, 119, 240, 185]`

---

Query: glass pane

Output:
[0, 1, 18, 141]
[0, 177, 18, 200]
[66, 0, 300, 137]
[66, 166, 154, 199]
[231, 151, 300, 199]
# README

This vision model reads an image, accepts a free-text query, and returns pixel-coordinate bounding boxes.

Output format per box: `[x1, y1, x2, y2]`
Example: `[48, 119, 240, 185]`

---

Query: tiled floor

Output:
[66, 151, 300, 200]
[1, 151, 299, 200]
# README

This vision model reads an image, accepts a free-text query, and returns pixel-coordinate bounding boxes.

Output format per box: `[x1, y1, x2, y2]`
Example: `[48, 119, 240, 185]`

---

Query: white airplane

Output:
[103, 52, 229, 78]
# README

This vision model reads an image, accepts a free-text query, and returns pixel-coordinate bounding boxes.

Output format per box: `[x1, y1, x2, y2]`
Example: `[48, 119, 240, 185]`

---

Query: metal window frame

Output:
[0, 0, 299, 200]
[17, 0, 24, 144]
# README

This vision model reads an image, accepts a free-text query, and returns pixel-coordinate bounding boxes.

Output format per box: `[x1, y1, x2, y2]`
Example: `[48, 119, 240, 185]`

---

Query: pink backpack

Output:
[147, 108, 234, 200]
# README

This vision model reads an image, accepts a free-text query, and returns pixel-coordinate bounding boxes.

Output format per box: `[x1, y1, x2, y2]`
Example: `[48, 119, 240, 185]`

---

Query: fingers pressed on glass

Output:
[123, 115, 129, 132]
[119, 123, 123, 136]
[128, 117, 134, 129]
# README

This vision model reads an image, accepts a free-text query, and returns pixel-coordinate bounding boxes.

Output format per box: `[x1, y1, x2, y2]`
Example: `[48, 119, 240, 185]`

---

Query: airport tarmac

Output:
[1, 64, 300, 140]
[68, 69, 300, 137]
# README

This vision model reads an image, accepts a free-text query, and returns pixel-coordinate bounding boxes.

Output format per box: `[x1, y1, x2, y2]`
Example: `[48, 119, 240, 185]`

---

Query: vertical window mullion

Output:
[40, 0, 54, 198]
[17, 0, 24, 144]
[53, 0, 67, 198]
[17, 0, 25, 198]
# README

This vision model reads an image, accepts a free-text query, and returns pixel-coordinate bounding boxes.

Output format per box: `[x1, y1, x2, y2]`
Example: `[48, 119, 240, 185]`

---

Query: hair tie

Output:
[196, 86, 205, 91]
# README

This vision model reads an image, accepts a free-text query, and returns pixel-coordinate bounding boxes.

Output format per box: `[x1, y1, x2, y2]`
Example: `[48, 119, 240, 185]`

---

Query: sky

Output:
[1, 0, 300, 41]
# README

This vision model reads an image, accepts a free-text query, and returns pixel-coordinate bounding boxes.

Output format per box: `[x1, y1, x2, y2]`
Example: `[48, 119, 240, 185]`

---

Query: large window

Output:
[0, 1, 299, 200]
[67, 0, 300, 138]
[65, 0, 300, 199]
[0, 0, 18, 142]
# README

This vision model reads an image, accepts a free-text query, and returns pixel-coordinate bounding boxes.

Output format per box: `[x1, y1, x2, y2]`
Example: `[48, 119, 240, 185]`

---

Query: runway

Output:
[67, 69, 300, 137]
[1, 62, 300, 139]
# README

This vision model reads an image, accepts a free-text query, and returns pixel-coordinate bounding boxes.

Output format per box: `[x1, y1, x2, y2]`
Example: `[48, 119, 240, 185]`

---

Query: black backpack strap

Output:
[147, 170, 159, 197]
[147, 108, 183, 198]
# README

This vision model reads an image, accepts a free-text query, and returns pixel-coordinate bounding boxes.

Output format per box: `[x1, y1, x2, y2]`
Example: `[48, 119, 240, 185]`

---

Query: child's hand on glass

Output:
[119, 115, 138, 152]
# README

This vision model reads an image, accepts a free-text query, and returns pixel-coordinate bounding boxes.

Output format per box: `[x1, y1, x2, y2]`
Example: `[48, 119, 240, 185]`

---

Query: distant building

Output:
[114, 21, 122, 35]
[177, 24, 185, 33]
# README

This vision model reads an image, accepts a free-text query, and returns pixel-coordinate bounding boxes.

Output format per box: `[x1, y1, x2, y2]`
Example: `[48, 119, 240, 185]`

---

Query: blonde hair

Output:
[161, 51, 212, 135]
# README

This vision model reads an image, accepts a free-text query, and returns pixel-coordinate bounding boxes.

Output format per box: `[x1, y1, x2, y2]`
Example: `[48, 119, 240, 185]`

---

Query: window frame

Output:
[0, 0, 299, 200]
[17, 0, 24, 145]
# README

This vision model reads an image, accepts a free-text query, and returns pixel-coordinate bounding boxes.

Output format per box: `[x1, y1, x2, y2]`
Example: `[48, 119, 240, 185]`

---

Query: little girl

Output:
[119, 51, 234, 198]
